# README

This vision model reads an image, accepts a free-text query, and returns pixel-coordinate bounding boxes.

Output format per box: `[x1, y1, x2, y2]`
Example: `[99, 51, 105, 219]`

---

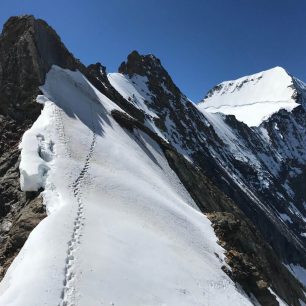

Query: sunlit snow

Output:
[0, 66, 254, 306]
[198, 67, 299, 127]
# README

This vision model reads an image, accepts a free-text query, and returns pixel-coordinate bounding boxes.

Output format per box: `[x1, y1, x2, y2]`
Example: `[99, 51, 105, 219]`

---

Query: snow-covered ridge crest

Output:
[198, 66, 300, 127]
[2, 65, 256, 305]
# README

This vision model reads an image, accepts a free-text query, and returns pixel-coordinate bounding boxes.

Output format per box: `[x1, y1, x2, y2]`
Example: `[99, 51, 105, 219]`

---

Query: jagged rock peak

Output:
[118, 50, 162, 76]
[1, 15, 34, 37]
[0, 14, 81, 81]
[118, 50, 181, 97]
[0, 15, 82, 117]
[87, 62, 107, 78]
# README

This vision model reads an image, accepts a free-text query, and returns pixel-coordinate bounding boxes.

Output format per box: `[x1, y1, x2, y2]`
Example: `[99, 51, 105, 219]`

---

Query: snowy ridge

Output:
[0, 66, 255, 305]
[60, 103, 97, 306]
[108, 60, 306, 297]
[198, 67, 299, 126]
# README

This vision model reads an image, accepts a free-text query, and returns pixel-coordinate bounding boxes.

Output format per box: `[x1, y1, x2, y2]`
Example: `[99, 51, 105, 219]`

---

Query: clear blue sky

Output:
[1, 0, 306, 101]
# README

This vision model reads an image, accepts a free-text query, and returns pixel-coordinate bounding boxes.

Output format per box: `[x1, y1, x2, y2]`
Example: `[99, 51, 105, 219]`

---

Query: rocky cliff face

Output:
[0, 15, 306, 305]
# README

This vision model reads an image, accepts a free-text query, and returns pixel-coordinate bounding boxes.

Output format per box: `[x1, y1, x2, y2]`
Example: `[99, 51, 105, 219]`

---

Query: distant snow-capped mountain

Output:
[198, 66, 301, 126]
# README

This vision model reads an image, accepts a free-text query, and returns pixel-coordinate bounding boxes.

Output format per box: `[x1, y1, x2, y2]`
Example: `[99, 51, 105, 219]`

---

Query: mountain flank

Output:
[0, 15, 305, 305]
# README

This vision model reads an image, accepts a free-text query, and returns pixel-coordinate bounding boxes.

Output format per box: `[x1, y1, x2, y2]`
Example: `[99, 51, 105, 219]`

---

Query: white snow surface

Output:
[19, 95, 54, 191]
[268, 288, 288, 306]
[108, 72, 157, 117]
[0, 66, 253, 306]
[198, 67, 300, 127]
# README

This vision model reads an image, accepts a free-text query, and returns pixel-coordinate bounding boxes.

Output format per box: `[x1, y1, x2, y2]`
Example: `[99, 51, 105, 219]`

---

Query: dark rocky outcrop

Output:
[208, 212, 303, 306]
[0, 15, 81, 118]
[0, 193, 46, 279]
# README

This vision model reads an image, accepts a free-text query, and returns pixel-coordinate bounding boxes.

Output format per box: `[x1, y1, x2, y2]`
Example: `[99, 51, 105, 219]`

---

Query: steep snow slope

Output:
[108, 55, 306, 303]
[108, 72, 157, 117]
[108, 72, 203, 160]
[198, 67, 299, 126]
[108, 72, 170, 142]
[0, 66, 254, 306]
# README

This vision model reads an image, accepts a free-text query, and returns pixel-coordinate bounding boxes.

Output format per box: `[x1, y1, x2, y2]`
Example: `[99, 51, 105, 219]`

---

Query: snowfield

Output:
[0, 66, 256, 305]
[198, 67, 300, 126]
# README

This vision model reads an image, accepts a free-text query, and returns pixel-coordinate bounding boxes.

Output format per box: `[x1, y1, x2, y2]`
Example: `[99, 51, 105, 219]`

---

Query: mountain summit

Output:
[0, 16, 306, 306]
[198, 66, 304, 126]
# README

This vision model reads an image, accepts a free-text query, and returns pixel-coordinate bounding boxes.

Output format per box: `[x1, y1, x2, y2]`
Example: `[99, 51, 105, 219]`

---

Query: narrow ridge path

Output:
[53, 105, 71, 158]
[56, 103, 97, 306]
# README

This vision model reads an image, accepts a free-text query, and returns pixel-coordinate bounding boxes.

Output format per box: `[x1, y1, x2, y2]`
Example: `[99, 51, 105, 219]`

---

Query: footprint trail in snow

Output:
[58, 103, 97, 306]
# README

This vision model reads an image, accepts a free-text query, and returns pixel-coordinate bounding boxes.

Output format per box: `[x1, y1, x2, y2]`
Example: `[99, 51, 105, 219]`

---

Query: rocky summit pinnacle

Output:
[119, 50, 162, 75]
[118, 50, 181, 96]
[0, 15, 82, 118]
